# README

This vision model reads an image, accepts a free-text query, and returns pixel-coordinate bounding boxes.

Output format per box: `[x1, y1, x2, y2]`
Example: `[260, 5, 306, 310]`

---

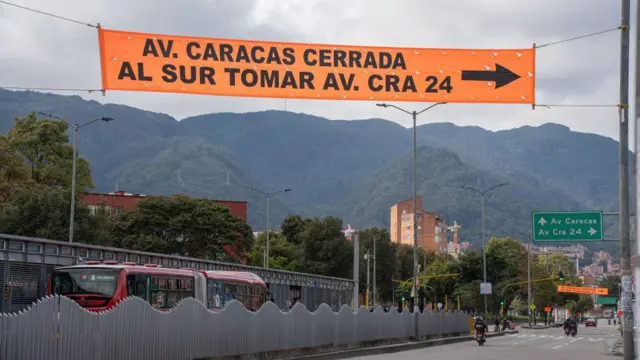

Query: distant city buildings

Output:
[389, 197, 447, 253]
[529, 243, 622, 279]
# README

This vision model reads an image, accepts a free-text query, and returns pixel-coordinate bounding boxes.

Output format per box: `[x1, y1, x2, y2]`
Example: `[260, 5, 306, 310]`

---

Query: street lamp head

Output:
[100, 117, 114, 122]
[376, 103, 388, 108]
[283, 188, 292, 192]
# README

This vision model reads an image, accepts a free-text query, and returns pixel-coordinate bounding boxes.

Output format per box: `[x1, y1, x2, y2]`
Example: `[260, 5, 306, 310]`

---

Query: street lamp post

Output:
[245, 186, 291, 268]
[376, 102, 446, 341]
[462, 183, 508, 317]
[38, 112, 114, 243]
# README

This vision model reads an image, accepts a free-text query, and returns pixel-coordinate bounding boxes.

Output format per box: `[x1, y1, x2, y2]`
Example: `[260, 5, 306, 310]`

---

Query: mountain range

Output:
[0, 88, 629, 254]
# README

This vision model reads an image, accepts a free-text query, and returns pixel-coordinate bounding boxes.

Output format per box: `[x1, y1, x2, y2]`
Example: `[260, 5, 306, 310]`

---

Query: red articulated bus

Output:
[46, 261, 269, 312]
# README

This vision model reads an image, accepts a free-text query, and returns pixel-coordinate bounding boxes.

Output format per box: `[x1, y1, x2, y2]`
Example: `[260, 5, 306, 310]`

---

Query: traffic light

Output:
[558, 271, 564, 281]
[401, 294, 405, 302]
[500, 299, 505, 306]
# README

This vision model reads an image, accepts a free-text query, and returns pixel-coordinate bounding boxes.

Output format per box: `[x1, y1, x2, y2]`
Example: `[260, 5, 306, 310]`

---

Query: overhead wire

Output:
[534, 26, 625, 49]
[0, 86, 102, 94]
[533, 104, 620, 109]
[0, 0, 98, 28]
[531, 26, 624, 110]
[0, 0, 628, 110]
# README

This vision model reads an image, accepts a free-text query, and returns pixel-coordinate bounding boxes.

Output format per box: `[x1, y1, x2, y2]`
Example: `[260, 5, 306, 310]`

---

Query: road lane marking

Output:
[552, 345, 563, 349]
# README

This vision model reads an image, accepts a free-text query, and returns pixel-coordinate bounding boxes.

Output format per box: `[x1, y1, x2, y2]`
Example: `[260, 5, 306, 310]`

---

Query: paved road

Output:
[353, 320, 621, 360]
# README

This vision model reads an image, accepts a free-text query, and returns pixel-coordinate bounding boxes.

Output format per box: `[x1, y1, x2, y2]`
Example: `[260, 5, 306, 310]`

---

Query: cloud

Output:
[0, 0, 631, 139]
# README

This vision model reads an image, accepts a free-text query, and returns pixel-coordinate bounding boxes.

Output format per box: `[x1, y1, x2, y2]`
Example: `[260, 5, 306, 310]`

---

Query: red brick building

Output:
[80, 191, 247, 220]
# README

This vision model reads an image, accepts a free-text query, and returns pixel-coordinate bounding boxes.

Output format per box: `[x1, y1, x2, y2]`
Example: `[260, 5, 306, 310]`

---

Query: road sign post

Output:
[532, 211, 603, 242]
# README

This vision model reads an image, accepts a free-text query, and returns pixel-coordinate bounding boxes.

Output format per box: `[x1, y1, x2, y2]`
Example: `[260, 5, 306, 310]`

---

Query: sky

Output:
[0, 0, 637, 140]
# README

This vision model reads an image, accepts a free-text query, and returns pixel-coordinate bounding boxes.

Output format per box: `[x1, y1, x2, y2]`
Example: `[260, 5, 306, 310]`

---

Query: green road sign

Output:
[532, 211, 603, 242]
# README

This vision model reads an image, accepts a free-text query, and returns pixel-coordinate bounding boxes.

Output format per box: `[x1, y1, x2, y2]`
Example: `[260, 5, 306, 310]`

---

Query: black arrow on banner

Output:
[461, 64, 522, 89]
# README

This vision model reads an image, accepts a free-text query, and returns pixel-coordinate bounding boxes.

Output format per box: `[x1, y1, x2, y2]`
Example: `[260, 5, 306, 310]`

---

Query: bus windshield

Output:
[51, 268, 120, 300]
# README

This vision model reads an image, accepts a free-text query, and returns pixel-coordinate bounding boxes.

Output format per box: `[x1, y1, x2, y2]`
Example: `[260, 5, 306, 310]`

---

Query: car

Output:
[585, 318, 597, 327]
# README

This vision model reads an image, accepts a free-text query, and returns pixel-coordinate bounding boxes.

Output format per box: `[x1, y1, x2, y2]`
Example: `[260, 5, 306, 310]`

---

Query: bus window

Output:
[150, 276, 194, 309]
[207, 281, 224, 309]
[51, 268, 120, 309]
[126, 275, 135, 297]
[134, 275, 149, 301]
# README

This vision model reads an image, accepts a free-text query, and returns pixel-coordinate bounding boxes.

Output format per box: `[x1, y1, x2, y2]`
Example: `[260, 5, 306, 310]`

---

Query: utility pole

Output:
[463, 183, 508, 317]
[618, 1, 634, 359]
[353, 232, 360, 310]
[546, 242, 550, 273]
[376, 102, 446, 341]
[634, 0, 640, 354]
[373, 235, 377, 307]
[244, 186, 292, 268]
[37, 113, 114, 243]
[265, 195, 270, 267]
[364, 251, 371, 308]
[481, 193, 487, 317]
[528, 236, 532, 325]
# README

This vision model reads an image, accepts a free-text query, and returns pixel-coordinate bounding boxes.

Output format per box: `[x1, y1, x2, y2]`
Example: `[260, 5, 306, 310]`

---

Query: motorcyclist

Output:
[563, 316, 577, 333]
[474, 316, 488, 337]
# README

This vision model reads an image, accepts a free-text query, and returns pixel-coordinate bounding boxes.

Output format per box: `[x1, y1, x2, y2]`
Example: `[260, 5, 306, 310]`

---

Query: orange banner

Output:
[557, 285, 608, 295]
[98, 29, 536, 104]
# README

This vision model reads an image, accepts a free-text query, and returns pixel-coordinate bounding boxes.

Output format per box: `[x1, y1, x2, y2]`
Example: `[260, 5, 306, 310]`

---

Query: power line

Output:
[1, 86, 102, 93]
[532, 104, 620, 110]
[0, 0, 98, 28]
[535, 26, 624, 49]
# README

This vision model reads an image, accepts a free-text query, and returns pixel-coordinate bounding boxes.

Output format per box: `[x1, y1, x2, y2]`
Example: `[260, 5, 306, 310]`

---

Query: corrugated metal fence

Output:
[0, 296, 470, 360]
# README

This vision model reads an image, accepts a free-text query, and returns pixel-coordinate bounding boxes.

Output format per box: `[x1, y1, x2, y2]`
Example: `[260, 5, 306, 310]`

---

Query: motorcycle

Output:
[475, 325, 486, 346]
[564, 324, 578, 337]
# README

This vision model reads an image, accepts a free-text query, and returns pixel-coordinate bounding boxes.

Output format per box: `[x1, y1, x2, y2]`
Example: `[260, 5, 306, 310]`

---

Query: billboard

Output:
[98, 28, 535, 104]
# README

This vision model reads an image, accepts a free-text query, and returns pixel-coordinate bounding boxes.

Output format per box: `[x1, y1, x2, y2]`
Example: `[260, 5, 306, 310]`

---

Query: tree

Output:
[599, 275, 621, 297]
[280, 214, 306, 245]
[109, 195, 253, 262]
[356, 228, 395, 303]
[0, 184, 107, 242]
[0, 134, 30, 201]
[486, 237, 528, 313]
[3, 113, 93, 190]
[247, 231, 301, 271]
[0, 113, 103, 241]
[298, 216, 353, 278]
[455, 251, 484, 312]
[539, 252, 577, 277]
